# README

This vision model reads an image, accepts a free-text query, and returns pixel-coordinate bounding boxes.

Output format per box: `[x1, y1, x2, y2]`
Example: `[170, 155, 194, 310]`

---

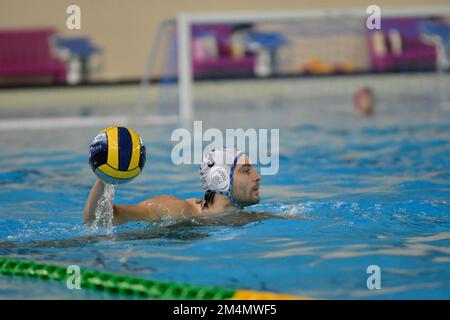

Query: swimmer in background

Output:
[83, 148, 300, 226]
[354, 87, 375, 117]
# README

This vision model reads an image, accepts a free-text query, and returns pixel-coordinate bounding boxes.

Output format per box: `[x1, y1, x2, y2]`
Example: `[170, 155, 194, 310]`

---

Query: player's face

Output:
[232, 155, 261, 206]
[356, 90, 374, 116]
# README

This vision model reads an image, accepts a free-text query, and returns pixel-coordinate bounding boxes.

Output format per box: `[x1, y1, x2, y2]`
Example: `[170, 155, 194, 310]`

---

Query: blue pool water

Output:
[0, 99, 450, 299]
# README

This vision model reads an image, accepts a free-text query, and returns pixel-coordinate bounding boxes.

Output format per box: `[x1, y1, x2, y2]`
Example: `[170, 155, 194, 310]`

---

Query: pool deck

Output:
[0, 84, 149, 118]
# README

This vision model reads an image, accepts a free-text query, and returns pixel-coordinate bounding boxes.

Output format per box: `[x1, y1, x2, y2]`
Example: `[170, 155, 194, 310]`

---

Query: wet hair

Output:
[196, 190, 216, 209]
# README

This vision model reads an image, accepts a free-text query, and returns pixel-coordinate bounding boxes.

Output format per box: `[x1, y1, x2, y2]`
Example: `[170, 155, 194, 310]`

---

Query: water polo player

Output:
[83, 148, 261, 225]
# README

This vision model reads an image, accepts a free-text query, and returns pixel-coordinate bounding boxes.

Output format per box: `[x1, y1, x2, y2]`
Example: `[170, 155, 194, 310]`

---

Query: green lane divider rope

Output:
[0, 257, 234, 299]
[0, 257, 309, 299]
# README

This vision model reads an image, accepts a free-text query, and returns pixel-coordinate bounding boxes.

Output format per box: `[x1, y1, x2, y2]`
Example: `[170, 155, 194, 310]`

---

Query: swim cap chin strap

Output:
[228, 151, 244, 209]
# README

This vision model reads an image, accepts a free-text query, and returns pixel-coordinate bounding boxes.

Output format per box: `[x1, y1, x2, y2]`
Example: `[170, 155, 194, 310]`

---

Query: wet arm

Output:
[83, 179, 106, 225]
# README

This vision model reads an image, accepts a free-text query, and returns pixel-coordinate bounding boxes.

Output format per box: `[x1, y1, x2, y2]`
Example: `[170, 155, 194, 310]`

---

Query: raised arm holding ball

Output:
[83, 127, 264, 226]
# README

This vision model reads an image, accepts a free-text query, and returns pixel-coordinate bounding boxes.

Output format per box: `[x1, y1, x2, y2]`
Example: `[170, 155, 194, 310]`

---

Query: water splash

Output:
[92, 183, 115, 233]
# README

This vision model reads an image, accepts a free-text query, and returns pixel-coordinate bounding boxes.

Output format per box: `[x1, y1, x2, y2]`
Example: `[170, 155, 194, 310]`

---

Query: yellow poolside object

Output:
[232, 289, 311, 300]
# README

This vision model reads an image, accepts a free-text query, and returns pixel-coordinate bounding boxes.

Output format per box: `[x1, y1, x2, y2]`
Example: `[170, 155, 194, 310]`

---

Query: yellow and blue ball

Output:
[89, 126, 146, 185]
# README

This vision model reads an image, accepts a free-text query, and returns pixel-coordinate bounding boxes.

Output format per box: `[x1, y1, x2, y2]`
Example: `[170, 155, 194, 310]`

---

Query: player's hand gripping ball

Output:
[89, 126, 146, 184]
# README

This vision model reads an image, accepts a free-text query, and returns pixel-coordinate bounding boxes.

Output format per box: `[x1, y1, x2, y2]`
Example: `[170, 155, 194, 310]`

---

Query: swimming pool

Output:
[0, 86, 450, 299]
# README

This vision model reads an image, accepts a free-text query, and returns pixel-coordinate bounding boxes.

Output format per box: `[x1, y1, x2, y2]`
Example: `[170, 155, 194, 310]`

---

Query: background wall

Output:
[1, 0, 448, 81]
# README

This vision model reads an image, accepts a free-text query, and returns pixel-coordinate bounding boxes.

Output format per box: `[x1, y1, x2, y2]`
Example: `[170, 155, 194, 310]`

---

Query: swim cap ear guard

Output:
[200, 148, 244, 208]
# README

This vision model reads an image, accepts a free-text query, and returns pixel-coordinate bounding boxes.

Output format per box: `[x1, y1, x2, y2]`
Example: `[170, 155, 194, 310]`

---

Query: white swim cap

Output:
[200, 148, 244, 197]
